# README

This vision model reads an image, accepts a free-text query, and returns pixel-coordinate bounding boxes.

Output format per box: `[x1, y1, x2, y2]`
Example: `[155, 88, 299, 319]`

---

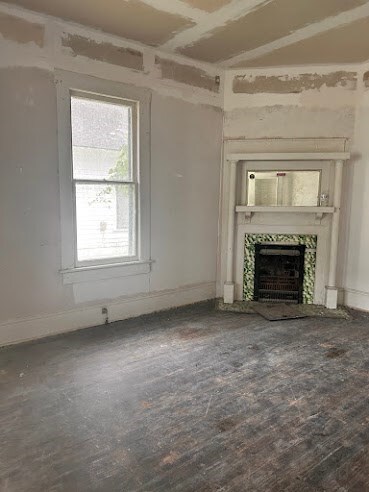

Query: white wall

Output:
[0, 5, 223, 345]
[342, 69, 369, 310]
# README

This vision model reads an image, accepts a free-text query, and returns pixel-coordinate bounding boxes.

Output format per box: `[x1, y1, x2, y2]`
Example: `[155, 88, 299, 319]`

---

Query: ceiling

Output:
[5, 0, 369, 67]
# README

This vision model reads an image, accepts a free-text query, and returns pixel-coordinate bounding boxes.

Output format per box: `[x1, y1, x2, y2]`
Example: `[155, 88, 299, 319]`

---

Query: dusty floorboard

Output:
[1, 302, 369, 491]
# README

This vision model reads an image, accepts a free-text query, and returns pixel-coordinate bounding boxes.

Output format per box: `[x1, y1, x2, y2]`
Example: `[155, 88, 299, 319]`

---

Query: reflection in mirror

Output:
[247, 170, 321, 207]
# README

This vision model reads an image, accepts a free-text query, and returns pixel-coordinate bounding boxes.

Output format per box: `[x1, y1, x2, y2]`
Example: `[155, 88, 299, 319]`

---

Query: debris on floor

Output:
[325, 347, 347, 358]
[252, 303, 307, 321]
[216, 299, 256, 314]
[216, 299, 351, 320]
[298, 303, 351, 319]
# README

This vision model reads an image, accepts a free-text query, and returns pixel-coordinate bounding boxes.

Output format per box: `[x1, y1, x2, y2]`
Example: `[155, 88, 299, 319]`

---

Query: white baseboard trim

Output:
[0, 281, 216, 347]
[343, 288, 369, 312]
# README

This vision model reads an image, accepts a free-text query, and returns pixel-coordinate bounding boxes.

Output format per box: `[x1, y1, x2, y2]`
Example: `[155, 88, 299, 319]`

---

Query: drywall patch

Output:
[233, 72, 358, 94]
[8, 0, 195, 46]
[155, 57, 219, 93]
[235, 16, 369, 68]
[179, 0, 367, 63]
[62, 34, 143, 71]
[0, 12, 44, 47]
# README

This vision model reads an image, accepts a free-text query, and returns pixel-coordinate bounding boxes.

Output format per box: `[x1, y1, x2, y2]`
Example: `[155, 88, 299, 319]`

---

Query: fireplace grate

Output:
[254, 244, 305, 303]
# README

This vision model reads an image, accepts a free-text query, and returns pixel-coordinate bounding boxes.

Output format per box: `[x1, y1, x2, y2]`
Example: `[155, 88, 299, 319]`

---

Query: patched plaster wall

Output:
[0, 4, 223, 345]
[3, 0, 369, 68]
[219, 66, 369, 311]
[0, 11, 44, 46]
[0, 3, 224, 107]
[232, 72, 357, 95]
[3, 1, 369, 345]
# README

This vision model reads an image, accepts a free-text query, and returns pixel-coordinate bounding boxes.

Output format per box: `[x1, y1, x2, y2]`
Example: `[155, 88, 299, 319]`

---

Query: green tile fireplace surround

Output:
[243, 234, 317, 304]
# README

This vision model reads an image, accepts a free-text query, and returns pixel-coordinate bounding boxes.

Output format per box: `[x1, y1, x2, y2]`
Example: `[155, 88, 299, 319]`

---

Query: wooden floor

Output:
[1, 302, 369, 491]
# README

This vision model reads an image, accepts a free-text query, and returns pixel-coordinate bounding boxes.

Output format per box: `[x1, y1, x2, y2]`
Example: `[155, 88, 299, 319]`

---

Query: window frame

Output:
[71, 91, 138, 266]
[56, 70, 151, 283]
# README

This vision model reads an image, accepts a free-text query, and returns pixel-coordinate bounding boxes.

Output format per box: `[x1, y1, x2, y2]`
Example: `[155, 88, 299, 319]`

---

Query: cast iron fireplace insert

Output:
[254, 244, 305, 303]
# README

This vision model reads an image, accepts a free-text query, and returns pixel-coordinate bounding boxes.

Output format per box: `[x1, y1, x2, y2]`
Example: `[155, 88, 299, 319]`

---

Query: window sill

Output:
[60, 260, 152, 285]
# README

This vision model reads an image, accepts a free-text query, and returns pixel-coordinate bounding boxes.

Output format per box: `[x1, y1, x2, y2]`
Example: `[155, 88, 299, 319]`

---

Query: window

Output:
[247, 170, 321, 207]
[71, 94, 137, 265]
[57, 71, 151, 283]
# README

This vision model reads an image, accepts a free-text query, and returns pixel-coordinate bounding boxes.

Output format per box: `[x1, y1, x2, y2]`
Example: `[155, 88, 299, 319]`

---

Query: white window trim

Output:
[71, 92, 139, 267]
[56, 70, 151, 284]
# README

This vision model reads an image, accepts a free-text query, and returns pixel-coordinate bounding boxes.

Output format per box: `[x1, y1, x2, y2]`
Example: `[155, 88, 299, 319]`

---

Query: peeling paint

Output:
[62, 34, 143, 71]
[0, 12, 44, 47]
[233, 72, 357, 94]
[155, 56, 219, 93]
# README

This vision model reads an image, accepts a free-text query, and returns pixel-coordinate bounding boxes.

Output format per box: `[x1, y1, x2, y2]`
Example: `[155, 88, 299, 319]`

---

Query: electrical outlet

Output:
[102, 307, 109, 324]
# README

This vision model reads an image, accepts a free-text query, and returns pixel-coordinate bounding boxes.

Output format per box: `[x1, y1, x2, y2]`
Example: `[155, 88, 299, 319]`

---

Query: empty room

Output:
[2, 0, 369, 490]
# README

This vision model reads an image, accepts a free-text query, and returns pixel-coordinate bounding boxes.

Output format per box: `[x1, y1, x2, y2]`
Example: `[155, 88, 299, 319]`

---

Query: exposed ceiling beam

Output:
[222, 2, 369, 67]
[160, 0, 271, 51]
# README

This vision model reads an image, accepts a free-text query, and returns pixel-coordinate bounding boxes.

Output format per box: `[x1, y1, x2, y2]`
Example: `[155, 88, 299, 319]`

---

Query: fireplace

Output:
[254, 244, 306, 303]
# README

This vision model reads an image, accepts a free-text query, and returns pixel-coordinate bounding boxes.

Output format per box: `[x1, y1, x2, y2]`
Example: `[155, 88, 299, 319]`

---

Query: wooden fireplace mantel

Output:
[235, 206, 335, 222]
[223, 152, 350, 310]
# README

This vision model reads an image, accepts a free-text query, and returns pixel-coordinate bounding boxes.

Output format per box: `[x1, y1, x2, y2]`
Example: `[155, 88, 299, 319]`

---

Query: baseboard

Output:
[0, 281, 216, 347]
[343, 288, 369, 312]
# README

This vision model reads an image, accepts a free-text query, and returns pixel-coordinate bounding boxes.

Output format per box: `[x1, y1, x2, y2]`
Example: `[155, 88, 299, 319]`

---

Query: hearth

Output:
[254, 244, 305, 303]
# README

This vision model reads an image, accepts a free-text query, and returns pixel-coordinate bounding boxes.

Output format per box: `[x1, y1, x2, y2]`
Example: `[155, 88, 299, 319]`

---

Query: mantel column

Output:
[325, 159, 344, 309]
[224, 160, 238, 304]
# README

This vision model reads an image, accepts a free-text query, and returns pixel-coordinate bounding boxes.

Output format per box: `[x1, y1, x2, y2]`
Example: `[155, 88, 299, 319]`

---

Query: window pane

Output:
[75, 183, 136, 262]
[247, 171, 320, 206]
[71, 96, 132, 181]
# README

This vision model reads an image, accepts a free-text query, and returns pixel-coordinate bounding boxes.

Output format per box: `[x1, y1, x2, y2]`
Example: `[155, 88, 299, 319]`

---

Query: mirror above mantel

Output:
[246, 170, 321, 207]
[233, 153, 347, 222]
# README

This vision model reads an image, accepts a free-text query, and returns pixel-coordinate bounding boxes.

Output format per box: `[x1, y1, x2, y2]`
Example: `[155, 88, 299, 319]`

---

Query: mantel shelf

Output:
[228, 152, 350, 162]
[236, 206, 334, 213]
[236, 206, 335, 223]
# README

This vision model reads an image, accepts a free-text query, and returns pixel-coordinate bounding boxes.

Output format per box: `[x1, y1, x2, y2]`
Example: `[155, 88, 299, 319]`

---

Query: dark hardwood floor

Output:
[1, 302, 369, 491]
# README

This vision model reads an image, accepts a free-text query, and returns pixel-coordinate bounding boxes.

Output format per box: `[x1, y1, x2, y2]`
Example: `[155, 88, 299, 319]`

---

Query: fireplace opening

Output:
[254, 244, 305, 303]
